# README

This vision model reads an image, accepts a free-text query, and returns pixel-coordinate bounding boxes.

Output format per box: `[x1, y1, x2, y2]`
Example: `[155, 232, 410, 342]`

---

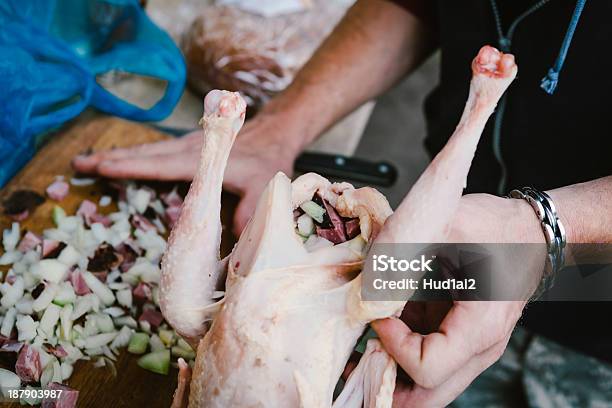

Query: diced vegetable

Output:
[299, 201, 326, 223]
[82, 271, 115, 305]
[296, 213, 315, 237]
[171, 346, 196, 360]
[95, 313, 115, 333]
[70, 176, 96, 186]
[102, 306, 125, 318]
[51, 206, 66, 226]
[15, 295, 34, 315]
[176, 338, 192, 351]
[32, 284, 59, 312]
[0, 368, 21, 397]
[116, 289, 132, 308]
[3, 222, 20, 252]
[46, 179, 70, 201]
[0, 307, 16, 337]
[1, 276, 24, 308]
[61, 362, 73, 380]
[158, 329, 175, 347]
[16, 315, 38, 342]
[15, 345, 41, 382]
[137, 350, 170, 375]
[53, 282, 76, 306]
[110, 325, 133, 350]
[43, 382, 79, 408]
[127, 186, 152, 214]
[149, 334, 165, 352]
[59, 304, 73, 341]
[57, 245, 81, 267]
[128, 332, 149, 354]
[31, 259, 69, 283]
[39, 304, 61, 337]
[85, 332, 118, 349]
[113, 316, 138, 329]
[99, 195, 112, 207]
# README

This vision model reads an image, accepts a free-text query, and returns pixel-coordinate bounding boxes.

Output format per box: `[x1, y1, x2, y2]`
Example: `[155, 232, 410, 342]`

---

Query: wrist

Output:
[240, 109, 305, 160]
[546, 189, 580, 244]
[514, 198, 547, 244]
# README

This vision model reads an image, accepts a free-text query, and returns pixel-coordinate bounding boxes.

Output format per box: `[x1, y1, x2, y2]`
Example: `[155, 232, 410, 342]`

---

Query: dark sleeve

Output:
[387, 0, 436, 23]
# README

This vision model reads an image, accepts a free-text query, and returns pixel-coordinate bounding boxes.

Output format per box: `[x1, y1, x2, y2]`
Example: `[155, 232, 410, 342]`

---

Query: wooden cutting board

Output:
[0, 114, 237, 407]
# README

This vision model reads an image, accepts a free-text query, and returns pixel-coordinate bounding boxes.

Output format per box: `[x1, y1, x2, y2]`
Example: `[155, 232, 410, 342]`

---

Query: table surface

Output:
[0, 115, 236, 407]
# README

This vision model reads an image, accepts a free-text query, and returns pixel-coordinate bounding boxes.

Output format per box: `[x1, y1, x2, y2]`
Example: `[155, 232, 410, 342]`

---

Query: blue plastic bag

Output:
[0, 0, 186, 186]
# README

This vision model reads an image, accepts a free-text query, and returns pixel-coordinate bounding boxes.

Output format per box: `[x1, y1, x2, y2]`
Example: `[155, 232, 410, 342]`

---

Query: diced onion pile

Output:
[0, 180, 194, 406]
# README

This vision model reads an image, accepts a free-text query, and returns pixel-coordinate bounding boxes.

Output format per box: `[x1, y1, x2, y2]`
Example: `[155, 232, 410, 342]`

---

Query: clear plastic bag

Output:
[181, 1, 352, 110]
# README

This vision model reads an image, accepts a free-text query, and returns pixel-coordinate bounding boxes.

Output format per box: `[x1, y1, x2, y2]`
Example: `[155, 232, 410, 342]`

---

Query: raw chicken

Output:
[160, 45, 517, 407]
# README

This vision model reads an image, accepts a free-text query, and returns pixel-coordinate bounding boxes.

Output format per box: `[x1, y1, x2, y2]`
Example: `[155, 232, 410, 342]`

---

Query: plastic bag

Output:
[0, 0, 186, 187]
[181, 0, 352, 110]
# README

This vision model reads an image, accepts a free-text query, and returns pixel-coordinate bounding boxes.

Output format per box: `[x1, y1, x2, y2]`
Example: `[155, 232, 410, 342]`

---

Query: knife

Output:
[295, 152, 397, 187]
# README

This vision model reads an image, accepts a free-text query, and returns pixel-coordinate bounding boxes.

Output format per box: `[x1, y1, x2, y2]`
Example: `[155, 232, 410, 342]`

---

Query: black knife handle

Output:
[295, 152, 397, 187]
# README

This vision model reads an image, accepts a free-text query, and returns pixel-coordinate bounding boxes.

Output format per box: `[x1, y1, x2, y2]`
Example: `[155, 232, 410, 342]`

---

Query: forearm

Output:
[252, 0, 436, 155]
[547, 176, 612, 244]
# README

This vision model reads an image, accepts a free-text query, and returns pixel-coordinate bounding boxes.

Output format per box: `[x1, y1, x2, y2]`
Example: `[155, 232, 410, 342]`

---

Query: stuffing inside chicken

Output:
[160, 45, 517, 407]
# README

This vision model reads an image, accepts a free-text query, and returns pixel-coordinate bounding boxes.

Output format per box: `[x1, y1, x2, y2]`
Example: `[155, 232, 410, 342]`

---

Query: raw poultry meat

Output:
[160, 45, 517, 407]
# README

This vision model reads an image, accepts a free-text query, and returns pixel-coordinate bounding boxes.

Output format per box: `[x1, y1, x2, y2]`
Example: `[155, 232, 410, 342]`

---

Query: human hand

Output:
[371, 193, 546, 407]
[72, 115, 297, 236]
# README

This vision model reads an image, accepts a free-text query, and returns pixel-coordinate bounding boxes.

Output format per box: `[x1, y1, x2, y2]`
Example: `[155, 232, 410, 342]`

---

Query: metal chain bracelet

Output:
[508, 187, 567, 298]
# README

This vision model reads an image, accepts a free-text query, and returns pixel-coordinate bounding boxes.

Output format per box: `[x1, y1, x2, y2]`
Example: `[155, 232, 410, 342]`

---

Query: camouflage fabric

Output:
[452, 327, 612, 408]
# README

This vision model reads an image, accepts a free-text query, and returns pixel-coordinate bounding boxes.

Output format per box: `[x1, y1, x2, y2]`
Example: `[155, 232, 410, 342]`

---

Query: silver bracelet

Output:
[508, 187, 566, 298]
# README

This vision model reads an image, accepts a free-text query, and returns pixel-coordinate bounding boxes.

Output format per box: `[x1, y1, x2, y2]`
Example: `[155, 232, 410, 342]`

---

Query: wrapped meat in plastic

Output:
[180, 1, 352, 110]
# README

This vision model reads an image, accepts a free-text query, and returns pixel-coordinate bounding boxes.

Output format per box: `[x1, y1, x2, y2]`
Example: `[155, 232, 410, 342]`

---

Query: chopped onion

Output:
[57, 245, 81, 266]
[95, 313, 115, 333]
[59, 304, 73, 341]
[3, 222, 20, 252]
[149, 334, 165, 352]
[71, 295, 93, 320]
[113, 316, 138, 329]
[0, 250, 22, 265]
[93, 358, 106, 368]
[0, 368, 21, 397]
[32, 284, 59, 312]
[53, 282, 76, 306]
[108, 282, 130, 291]
[39, 304, 61, 337]
[297, 213, 315, 237]
[31, 259, 69, 284]
[110, 325, 133, 350]
[85, 332, 118, 349]
[16, 315, 38, 342]
[102, 307, 125, 318]
[0, 307, 17, 337]
[82, 271, 115, 305]
[98, 196, 112, 207]
[60, 362, 73, 380]
[70, 177, 96, 186]
[1, 276, 24, 308]
[15, 295, 34, 315]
